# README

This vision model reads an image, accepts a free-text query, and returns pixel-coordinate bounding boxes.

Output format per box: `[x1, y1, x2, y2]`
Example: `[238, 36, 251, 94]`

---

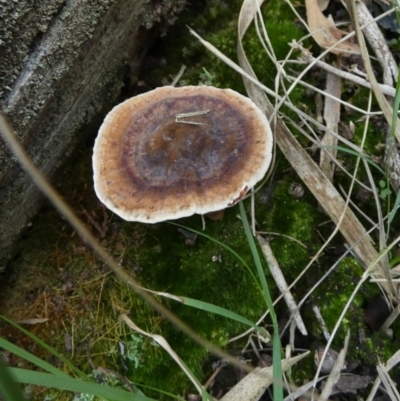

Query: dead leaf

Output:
[306, 0, 360, 55]
[16, 318, 49, 325]
[219, 352, 309, 401]
[317, 0, 330, 12]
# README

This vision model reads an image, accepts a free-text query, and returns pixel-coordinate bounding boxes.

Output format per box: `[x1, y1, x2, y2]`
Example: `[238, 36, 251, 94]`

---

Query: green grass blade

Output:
[238, 202, 275, 316]
[389, 254, 400, 267]
[390, 64, 400, 138]
[167, 222, 262, 293]
[9, 368, 156, 401]
[387, 67, 400, 230]
[311, 145, 385, 175]
[0, 357, 27, 401]
[201, 388, 213, 401]
[272, 331, 283, 401]
[180, 296, 270, 339]
[239, 201, 283, 401]
[388, 190, 400, 224]
[0, 315, 89, 380]
[134, 383, 185, 400]
[0, 336, 69, 378]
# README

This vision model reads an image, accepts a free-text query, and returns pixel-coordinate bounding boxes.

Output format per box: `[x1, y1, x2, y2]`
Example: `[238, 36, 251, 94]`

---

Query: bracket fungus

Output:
[93, 86, 273, 223]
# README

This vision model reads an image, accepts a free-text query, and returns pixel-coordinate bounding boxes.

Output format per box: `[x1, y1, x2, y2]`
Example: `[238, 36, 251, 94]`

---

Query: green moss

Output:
[311, 257, 367, 342]
[109, 209, 268, 395]
[243, 1, 305, 82]
[0, 184, 275, 399]
[256, 180, 317, 272]
[6, 162, 270, 397]
[353, 116, 384, 157]
[362, 333, 395, 363]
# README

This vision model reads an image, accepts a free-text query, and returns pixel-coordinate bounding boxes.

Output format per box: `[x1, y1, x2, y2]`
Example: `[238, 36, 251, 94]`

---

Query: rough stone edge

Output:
[0, 0, 186, 271]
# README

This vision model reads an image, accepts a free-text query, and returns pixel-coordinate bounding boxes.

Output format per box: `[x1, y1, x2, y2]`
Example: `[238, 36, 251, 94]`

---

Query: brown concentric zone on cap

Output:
[93, 86, 272, 223]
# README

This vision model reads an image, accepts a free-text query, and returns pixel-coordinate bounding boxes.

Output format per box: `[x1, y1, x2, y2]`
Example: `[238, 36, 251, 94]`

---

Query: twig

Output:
[203, 361, 226, 390]
[354, 1, 398, 86]
[257, 235, 307, 336]
[175, 110, 209, 125]
[298, 48, 396, 97]
[311, 304, 330, 341]
[170, 64, 186, 87]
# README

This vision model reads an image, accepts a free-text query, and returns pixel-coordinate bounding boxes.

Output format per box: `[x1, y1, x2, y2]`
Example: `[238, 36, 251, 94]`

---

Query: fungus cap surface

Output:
[93, 86, 273, 223]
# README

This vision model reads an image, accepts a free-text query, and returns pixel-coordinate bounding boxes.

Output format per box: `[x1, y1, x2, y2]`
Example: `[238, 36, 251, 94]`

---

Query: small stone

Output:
[288, 182, 304, 198]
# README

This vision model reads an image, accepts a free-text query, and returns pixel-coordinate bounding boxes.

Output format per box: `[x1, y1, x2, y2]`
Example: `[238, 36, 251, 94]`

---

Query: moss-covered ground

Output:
[1, 0, 400, 399]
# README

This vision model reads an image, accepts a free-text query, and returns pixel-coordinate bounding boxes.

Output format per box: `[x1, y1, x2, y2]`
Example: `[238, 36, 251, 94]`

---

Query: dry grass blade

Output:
[120, 314, 204, 395]
[381, 304, 400, 333]
[363, 155, 387, 254]
[376, 363, 400, 401]
[15, 318, 49, 325]
[345, 0, 400, 142]
[299, 48, 397, 97]
[338, 183, 374, 226]
[257, 235, 307, 336]
[354, 1, 398, 86]
[284, 378, 323, 401]
[366, 350, 400, 400]
[189, 29, 364, 153]
[234, 0, 394, 298]
[219, 352, 309, 401]
[386, 349, 400, 372]
[319, 331, 350, 401]
[346, 0, 399, 299]
[305, 0, 360, 55]
[171, 64, 186, 87]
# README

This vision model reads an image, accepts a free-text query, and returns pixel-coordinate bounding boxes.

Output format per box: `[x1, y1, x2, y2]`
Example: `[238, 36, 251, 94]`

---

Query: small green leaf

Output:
[381, 188, 391, 199]
[388, 190, 400, 224]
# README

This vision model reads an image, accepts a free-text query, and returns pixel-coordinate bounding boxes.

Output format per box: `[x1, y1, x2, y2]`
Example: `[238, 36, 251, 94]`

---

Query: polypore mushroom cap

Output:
[93, 85, 273, 223]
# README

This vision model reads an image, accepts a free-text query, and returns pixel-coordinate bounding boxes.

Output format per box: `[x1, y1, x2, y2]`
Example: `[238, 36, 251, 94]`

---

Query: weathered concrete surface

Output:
[0, 0, 186, 270]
